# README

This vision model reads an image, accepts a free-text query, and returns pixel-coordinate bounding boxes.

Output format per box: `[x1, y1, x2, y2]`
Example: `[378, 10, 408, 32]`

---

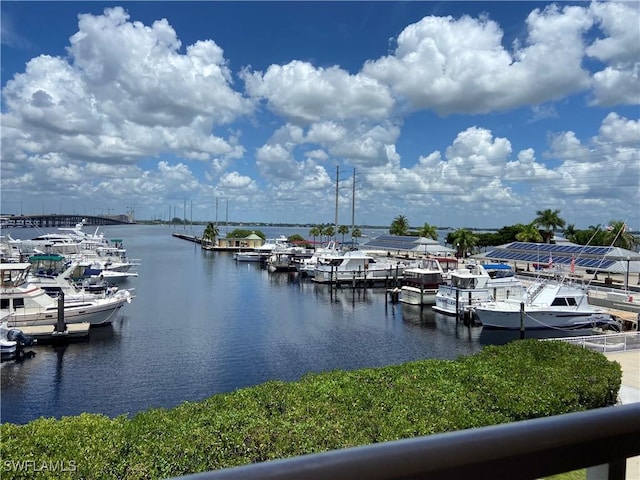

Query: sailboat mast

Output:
[334, 165, 339, 241]
[351, 168, 355, 237]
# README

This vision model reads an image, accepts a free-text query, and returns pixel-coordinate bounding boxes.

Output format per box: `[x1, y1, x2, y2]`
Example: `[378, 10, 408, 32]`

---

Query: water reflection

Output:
[400, 304, 438, 329]
[1, 225, 517, 424]
[478, 327, 596, 346]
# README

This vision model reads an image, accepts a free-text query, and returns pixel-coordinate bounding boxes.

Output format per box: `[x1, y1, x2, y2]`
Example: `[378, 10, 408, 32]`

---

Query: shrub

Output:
[0, 341, 621, 479]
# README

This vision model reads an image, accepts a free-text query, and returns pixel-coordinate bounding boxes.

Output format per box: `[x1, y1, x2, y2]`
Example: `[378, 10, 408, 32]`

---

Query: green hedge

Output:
[0, 340, 621, 479]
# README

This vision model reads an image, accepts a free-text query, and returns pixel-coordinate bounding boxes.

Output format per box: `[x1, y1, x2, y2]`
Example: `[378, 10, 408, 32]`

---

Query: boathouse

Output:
[217, 232, 264, 250]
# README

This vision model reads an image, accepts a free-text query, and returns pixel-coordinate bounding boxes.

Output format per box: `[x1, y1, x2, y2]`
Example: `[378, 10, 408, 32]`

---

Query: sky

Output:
[1, 1, 639, 230]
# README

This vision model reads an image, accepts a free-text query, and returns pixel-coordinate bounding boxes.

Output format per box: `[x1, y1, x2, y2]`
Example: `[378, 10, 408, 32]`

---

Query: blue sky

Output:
[1, 1, 639, 230]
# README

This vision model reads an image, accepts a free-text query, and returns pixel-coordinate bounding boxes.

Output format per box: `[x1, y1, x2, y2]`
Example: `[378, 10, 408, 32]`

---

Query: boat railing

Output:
[543, 331, 640, 352]
[523, 280, 548, 303]
[167, 403, 640, 480]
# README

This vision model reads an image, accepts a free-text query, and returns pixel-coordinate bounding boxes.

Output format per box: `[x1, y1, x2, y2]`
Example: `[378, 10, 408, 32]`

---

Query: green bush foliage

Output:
[0, 340, 621, 479]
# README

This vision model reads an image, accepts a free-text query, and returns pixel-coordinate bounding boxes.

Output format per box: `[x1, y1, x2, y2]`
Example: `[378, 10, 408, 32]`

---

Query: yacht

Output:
[1, 263, 132, 328]
[398, 258, 446, 305]
[293, 241, 342, 276]
[312, 251, 410, 285]
[471, 279, 617, 330]
[432, 262, 524, 316]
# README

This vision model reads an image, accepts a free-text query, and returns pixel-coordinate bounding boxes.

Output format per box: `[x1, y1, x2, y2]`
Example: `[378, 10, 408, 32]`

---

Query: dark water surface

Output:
[2, 224, 544, 425]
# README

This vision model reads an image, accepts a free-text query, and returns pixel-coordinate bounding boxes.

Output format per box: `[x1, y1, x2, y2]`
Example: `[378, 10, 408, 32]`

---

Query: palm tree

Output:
[601, 220, 639, 250]
[201, 223, 219, 247]
[515, 222, 543, 243]
[574, 225, 605, 246]
[534, 209, 566, 244]
[417, 222, 438, 241]
[563, 224, 578, 243]
[450, 228, 479, 258]
[338, 225, 349, 245]
[352, 227, 362, 246]
[323, 225, 335, 242]
[309, 225, 322, 247]
[390, 215, 409, 236]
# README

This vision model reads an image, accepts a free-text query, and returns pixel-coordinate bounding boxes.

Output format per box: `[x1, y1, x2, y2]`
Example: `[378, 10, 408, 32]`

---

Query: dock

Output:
[603, 349, 640, 479]
[172, 232, 201, 243]
[18, 323, 91, 343]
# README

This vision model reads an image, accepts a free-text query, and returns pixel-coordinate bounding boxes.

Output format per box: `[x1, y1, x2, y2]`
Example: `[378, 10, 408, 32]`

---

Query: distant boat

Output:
[293, 241, 342, 277]
[311, 251, 410, 284]
[233, 251, 264, 262]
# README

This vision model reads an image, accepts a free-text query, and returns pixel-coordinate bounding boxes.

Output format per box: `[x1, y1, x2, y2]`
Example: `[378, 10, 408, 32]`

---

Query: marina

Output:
[1, 224, 639, 426]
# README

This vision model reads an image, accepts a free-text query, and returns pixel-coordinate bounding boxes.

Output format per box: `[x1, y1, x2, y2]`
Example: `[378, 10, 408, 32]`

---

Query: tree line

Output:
[390, 209, 638, 258]
[199, 209, 637, 256]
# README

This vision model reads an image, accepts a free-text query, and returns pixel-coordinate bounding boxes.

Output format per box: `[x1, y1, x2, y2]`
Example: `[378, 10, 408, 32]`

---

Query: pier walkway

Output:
[604, 350, 640, 479]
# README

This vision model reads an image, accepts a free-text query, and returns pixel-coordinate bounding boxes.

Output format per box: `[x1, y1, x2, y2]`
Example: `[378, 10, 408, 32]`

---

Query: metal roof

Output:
[481, 241, 640, 272]
[361, 235, 454, 254]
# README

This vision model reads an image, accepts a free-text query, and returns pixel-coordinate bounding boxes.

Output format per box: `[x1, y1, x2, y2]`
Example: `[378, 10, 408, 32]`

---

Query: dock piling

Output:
[56, 292, 66, 333]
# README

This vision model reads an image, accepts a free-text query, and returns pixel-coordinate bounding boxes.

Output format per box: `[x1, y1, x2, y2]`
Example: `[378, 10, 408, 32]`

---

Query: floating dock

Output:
[17, 323, 91, 343]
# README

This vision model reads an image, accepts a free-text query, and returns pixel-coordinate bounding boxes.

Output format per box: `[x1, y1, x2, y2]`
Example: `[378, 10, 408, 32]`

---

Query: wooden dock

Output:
[172, 232, 201, 243]
[18, 323, 91, 343]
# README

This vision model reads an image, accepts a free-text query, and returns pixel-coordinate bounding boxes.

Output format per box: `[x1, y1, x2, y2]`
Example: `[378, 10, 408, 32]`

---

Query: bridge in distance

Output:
[0, 214, 134, 228]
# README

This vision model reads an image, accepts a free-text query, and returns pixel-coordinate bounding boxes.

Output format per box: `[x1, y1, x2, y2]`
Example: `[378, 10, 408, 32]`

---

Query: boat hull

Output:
[312, 267, 401, 284]
[473, 304, 615, 330]
[1, 342, 17, 359]
[399, 286, 438, 305]
[432, 286, 494, 315]
[3, 291, 131, 328]
[234, 252, 264, 262]
[5, 303, 126, 328]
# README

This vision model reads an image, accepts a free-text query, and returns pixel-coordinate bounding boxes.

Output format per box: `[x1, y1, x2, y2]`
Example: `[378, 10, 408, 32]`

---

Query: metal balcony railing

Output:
[547, 331, 640, 353]
[169, 403, 640, 480]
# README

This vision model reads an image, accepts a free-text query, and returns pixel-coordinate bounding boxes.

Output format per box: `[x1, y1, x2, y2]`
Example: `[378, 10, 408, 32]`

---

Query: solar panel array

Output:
[361, 235, 423, 251]
[507, 242, 612, 256]
[484, 242, 617, 269]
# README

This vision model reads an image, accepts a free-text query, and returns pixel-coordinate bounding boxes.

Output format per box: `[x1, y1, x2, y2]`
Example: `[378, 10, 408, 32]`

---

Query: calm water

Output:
[1, 224, 553, 425]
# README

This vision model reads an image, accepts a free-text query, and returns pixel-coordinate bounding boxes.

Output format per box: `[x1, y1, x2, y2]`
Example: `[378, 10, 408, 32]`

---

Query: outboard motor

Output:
[7, 329, 36, 347]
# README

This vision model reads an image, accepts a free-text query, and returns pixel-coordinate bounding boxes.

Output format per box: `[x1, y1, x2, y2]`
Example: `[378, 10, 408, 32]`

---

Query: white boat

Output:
[1, 263, 132, 328]
[1, 321, 18, 359]
[10, 221, 141, 274]
[293, 241, 342, 276]
[471, 279, 617, 330]
[266, 251, 299, 272]
[432, 262, 525, 316]
[0, 314, 35, 360]
[312, 250, 409, 284]
[398, 258, 446, 305]
[81, 267, 139, 285]
[233, 251, 265, 262]
[234, 236, 299, 263]
[27, 255, 130, 299]
[255, 236, 292, 254]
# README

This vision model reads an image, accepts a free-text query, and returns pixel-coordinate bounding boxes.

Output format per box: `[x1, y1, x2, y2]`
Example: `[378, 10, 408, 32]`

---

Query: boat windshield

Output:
[1, 265, 30, 288]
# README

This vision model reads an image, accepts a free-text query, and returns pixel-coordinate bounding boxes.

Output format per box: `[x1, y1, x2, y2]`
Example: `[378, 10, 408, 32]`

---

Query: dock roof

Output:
[480, 242, 640, 272]
[361, 235, 455, 255]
